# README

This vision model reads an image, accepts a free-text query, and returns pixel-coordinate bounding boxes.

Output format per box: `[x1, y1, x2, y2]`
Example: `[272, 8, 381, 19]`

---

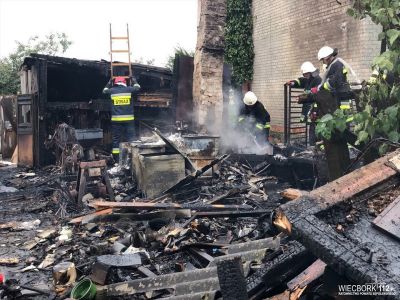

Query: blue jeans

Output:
[112, 121, 136, 155]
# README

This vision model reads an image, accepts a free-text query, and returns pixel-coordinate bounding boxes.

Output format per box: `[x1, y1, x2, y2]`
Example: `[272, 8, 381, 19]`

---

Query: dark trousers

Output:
[111, 121, 136, 156]
[308, 122, 316, 146]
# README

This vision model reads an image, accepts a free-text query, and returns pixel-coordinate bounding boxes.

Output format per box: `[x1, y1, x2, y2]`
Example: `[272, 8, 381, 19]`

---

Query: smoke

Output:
[203, 85, 273, 155]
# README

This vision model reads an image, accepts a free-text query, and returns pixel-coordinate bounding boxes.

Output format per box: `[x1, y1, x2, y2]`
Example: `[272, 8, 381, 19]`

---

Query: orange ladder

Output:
[109, 23, 132, 84]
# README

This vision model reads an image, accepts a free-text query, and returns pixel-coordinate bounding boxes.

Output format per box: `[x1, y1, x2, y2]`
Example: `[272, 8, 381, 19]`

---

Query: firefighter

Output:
[103, 76, 141, 160]
[287, 61, 321, 145]
[310, 46, 355, 180]
[311, 46, 354, 111]
[238, 91, 271, 144]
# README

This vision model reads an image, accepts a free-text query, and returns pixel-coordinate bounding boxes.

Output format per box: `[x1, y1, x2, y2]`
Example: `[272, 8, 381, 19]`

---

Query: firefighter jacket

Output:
[103, 84, 140, 122]
[238, 101, 271, 134]
[292, 75, 322, 103]
[292, 75, 322, 121]
[321, 58, 353, 106]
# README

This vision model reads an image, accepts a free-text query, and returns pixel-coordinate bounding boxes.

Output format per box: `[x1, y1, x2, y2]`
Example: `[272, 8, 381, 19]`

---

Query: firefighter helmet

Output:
[317, 46, 334, 60]
[300, 61, 317, 74]
[114, 76, 127, 86]
[243, 91, 258, 106]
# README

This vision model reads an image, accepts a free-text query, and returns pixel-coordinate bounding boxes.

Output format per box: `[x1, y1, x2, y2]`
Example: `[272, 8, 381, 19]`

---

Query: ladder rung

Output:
[112, 76, 130, 79]
[111, 36, 129, 40]
[111, 50, 129, 53]
[112, 63, 131, 66]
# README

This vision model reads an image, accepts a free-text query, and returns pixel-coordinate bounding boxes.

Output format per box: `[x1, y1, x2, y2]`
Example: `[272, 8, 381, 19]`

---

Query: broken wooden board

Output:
[372, 195, 400, 241]
[0, 257, 19, 265]
[291, 149, 400, 216]
[278, 150, 400, 294]
[287, 259, 326, 290]
[69, 208, 113, 224]
[90, 200, 252, 211]
[97, 254, 141, 267]
[280, 188, 308, 201]
[83, 209, 192, 224]
[162, 154, 229, 194]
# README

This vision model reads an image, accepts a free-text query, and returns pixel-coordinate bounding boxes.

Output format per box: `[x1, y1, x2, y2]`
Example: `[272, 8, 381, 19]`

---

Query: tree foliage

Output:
[348, 1, 400, 151]
[224, 0, 254, 85]
[0, 32, 72, 95]
[165, 45, 194, 71]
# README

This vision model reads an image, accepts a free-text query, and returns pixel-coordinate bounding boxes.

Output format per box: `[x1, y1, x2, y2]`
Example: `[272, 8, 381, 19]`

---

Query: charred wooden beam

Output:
[161, 291, 218, 300]
[207, 187, 245, 204]
[217, 256, 248, 300]
[275, 151, 400, 297]
[194, 210, 270, 218]
[96, 267, 219, 297]
[90, 200, 252, 211]
[162, 154, 229, 194]
[81, 209, 192, 224]
[287, 259, 326, 291]
[175, 278, 219, 296]
[224, 236, 280, 254]
[246, 240, 313, 298]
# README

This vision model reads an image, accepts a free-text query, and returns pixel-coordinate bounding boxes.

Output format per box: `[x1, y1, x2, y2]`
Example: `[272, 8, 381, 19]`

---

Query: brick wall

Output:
[252, 0, 382, 130]
[193, 0, 226, 134]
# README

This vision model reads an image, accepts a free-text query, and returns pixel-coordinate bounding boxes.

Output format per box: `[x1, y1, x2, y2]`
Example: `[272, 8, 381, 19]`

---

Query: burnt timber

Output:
[18, 54, 176, 167]
[278, 150, 400, 298]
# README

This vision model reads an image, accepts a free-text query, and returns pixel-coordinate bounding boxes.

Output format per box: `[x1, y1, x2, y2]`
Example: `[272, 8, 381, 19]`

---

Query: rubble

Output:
[2, 131, 400, 299]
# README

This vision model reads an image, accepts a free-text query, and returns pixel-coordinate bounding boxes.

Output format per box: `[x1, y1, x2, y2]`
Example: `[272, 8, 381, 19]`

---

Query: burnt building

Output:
[18, 54, 179, 167]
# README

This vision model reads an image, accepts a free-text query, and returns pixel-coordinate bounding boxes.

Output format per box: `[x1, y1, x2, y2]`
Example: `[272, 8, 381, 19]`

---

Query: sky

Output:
[0, 0, 198, 67]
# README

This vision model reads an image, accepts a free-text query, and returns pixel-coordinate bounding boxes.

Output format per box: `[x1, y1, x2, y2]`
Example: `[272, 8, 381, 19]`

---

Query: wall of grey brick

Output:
[252, 0, 382, 130]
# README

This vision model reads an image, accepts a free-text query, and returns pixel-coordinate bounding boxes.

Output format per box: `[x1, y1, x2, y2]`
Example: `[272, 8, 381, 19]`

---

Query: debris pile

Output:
[3, 135, 399, 299]
[0, 144, 329, 299]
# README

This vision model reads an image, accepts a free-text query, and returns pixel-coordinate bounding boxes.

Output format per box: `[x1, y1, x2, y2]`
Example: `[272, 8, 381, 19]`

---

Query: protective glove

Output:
[310, 87, 319, 94]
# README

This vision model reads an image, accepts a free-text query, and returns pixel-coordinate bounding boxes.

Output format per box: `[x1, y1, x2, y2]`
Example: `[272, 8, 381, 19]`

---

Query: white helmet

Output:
[318, 46, 334, 60]
[300, 61, 317, 74]
[243, 91, 257, 106]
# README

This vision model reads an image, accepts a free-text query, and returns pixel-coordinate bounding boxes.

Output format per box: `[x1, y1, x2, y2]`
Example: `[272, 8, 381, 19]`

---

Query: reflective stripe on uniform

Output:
[323, 81, 331, 90]
[346, 116, 354, 123]
[111, 115, 135, 121]
[340, 101, 351, 110]
[295, 79, 300, 85]
[264, 122, 271, 129]
[111, 93, 131, 106]
[238, 116, 245, 122]
[256, 123, 264, 130]
[112, 148, 120, 154]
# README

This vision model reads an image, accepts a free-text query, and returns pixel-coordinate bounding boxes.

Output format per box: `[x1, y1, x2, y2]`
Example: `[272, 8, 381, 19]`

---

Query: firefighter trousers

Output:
[111, 121, 136, 156]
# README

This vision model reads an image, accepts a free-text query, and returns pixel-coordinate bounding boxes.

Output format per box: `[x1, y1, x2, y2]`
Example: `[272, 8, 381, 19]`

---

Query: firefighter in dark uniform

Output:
[310, 46, 355, 180]
[238, 91, 271, 144]
[103, 76, 141, 159]
[287, 61, 322, 146]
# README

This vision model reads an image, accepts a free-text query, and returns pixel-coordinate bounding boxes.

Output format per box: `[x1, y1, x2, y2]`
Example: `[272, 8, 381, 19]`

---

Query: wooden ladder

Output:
[109, 23, 132, 83]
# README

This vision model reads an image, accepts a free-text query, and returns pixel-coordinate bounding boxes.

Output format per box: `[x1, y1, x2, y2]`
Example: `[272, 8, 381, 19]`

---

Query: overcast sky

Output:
[0, 0, 198, 67]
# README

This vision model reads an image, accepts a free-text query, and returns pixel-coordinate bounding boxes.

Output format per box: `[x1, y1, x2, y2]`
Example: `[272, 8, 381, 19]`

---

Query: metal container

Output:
[181, 135, 220, 174]
[74, 128, 103, 141]
[181, 135, 220, 158]
[134, 153, 185, 198]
